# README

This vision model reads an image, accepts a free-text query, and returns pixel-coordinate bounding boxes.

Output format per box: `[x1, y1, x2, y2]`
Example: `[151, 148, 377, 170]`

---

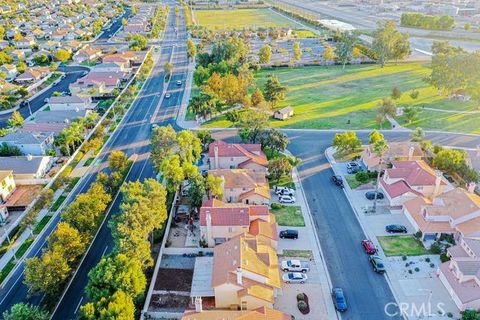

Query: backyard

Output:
[194, 8, 305, 30]
[202, 63, 480, 133]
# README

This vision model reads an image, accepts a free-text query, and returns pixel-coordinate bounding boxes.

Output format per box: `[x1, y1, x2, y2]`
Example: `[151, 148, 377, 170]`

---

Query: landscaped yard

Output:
[195, 8, 304, 30]
[271, 205, 305, 226]
[33, 215, 52, 235]
[202, 63, 480, 133]
[50, 195, 66, 212]
[281, 250, 313, 259]
[377, 235, 428, 256]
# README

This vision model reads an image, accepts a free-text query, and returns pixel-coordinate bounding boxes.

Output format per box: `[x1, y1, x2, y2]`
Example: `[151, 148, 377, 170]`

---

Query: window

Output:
[241, 301, 247, 310]
[228, 227, 235, 232]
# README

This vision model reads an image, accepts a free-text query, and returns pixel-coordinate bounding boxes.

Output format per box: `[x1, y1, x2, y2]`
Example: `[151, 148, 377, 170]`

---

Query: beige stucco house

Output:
[182, 306, 291, 320]
[199, 199, 277, 248]
[379, 160, 446, 208]
[361, 141, 424, 171]
[208, 169, 271, 205]
[211, 233, 281, 310]
[438, 237, 480, 311]
[208, 140, 268, 173]
[0, 171, 16, 203]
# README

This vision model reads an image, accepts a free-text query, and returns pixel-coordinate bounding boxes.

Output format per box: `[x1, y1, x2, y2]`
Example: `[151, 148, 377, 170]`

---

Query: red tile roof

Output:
[200, 199, 269, 226]
[209, 140, 267, 166]
[388, 161, 444, 186]
[380, 178, 421, 199]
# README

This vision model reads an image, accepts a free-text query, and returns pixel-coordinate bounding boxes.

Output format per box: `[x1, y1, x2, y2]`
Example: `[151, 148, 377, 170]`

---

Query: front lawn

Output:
[377, 235, 428, 256]
[84, 157, 95, 166]
[271, 205, 305, 226]
[50, 195, 66, 212]
[195, 8, 304, 30]
[203, 63, 480, 133]
[281, 250, 313, 259]
[33, 215, 52, 235]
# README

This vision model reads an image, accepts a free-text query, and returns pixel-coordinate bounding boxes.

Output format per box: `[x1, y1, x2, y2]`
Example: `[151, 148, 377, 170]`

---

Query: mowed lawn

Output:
[202, 63, 480, 133]
[194, 8, 303, 30]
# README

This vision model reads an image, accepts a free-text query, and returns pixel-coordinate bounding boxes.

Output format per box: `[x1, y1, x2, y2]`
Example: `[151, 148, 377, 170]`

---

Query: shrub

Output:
[355, 171, 370, 183]
[446, 312, 452, 318]
[296, 293, 305, 301]
[402, 256, 407, 261]
[425, 257, 430, 263]
[270, 203, 283, 210]
[408, 269, 413, 274]
[368, 171, 378, 179]
[414, 267, 420, 272]
[430, 242, 441, 254]
[430, 263, 435, 268]
[414, 231, 423, 239]
[297, 301, 308, 312]
[440, 253, 450, 263]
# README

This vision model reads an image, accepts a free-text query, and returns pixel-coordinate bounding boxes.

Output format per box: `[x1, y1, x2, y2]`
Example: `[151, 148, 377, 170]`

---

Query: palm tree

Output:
[373, 139, 389, 213]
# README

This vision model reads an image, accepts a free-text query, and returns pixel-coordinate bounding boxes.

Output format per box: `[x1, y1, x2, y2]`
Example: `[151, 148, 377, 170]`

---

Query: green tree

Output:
[55, 49, 71, 62]
[433, 149, 466, 173]
[462, 310, 480, 320]
[177, 130, 202, 165]
[410, 127, 424, 142]
[376, 97, 396, 127]
[268, 158, 293, 183]
[323, 45, 335, 60]
[3, 303, 49, 320]
[263, 74, 287, 107]
[292, 42, 302, 61]
[332, 131, 361, 154]
[129, 34, 148, 51]
[161, 154, 185, 191]
[372, 21, 410, 67]
[187, 174, 206, 208]
[205, 174, 223, 199]
[8, 111, 24, 127]
[186, 38, 197, 60]
[368, 129, 384, 144]
[92, 19, 104, 35]
[336, 32, 357, 69]
[151, 125, 177, 172]
[391, 86, 402, 100]
[86, 253, 146, 302]
[81, 290, 134, 320]
[121, 18, 128, 26]
[238, 110, 270, 143]
[259, 129, 289, 152]
[0, 25, 5, 40]
[258, 44, 272, 64]
[164, 62, 173, 76]
[196, 130, 213, 151]
[48, 222, 86, 263]
[108, 150, 128, 173]
[403, 105, 420, 123]
[409, 89, 419, 99]
[0, 143, 22, 156]
[372, 139, 389, 212]
[251, 88, 266, 108]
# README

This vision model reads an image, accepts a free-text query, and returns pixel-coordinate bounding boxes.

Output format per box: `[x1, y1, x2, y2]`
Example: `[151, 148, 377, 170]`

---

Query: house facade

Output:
[361, 141, 424, 171]
[0, 171, 16, 203]
[0, 156, 52, 181]
[208, 140, 268, 173]
[0, 131, 54, 155]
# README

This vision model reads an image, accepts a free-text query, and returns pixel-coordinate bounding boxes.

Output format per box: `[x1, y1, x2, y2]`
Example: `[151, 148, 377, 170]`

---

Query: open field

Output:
[194, 8, 304, 30]
[202, 63, 480, 133]
[377, 236, 428, 256]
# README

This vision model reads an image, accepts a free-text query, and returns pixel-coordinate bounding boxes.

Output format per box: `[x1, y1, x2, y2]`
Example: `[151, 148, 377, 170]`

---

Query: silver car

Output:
[282, 272, 308, 284]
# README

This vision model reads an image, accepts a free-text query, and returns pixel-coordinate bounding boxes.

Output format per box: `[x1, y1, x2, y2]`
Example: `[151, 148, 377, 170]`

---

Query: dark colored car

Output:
[347, 162, 361, 174]
[365, 191, 384, 200]
[361, 239, 377, 255]
[331, 175, 344, 187]
[279, 229, 298, 239]
[369, 255, 386, 274]
[332, 287, 348, 312]
[386, 224, 407, 234]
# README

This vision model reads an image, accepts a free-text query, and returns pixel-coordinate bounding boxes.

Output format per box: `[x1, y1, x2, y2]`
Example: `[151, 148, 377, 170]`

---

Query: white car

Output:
[281, 260, 310, 273]
[282, 272, 308, 284]
[279, 195, 296, 204]
[176, 80, 182, 86]
[165, 93, 171, 98]
[274, 186, 295, 195]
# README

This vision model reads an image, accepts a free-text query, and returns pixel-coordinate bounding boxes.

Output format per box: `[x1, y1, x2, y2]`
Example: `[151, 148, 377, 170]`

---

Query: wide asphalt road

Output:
[213, 129, 479, 320]
[51, 3, 188, 319]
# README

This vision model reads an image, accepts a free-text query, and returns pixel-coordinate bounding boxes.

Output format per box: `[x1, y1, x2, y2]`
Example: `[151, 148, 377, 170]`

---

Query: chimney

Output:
[408, 146, 415, 161]
[194, 296, 202, 313]
[214, 145, 219, 169]
[467, 182, 477, 194]
[433, 173, 442, 197]
[236, 267, 242, 285]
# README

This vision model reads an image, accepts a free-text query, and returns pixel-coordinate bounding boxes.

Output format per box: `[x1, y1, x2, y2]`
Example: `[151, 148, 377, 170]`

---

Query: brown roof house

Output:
[69, 72, 122, 97]
[361, 141, 424, 171]
[208, 140, 268, 173]
[15, 67, 50, 84]
[379, 160, 447, 208]
[403, 186, 480, 243]
[211, 233, 281, 310]
[438, 237, 480, 311]
[72, 46, 102, 63]
[208, 169, 271, 205]
[182, 306, 291, 320]
[273, 106, 293, 120]
[199, 199, 277, 248]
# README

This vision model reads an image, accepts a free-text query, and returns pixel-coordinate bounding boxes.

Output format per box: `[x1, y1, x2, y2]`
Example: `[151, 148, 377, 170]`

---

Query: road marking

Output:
[0, 274, 22, 305]
[101, 246, 109, 257]
[74, 297, 83, 314]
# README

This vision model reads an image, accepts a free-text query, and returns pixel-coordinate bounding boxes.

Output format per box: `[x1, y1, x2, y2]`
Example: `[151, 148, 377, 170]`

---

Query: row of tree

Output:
[150, 5, 169, 38]
[400, 13, 455, 31]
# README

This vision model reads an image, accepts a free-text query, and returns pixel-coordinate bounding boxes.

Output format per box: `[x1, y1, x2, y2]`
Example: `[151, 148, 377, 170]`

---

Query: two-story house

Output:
[404, 186, 480, 243]
[0, 170, 16, 203]
[208, 169, 271, 205]
[379, 160, 447, 208]
[438, 237, 480, 311]
[361, 141, 425, 171]
[0, 131, 54, 155]
[199, 199, 277, 248]
[208, 140, 268, 173]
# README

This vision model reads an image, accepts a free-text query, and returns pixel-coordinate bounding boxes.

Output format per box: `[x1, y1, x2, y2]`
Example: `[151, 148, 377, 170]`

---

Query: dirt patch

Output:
[154, 268, 193, 291]
[150, 293, 190, 309]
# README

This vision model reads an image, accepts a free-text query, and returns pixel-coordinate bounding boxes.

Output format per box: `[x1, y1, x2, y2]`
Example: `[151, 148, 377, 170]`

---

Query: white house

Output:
[0, 131, 54, 155]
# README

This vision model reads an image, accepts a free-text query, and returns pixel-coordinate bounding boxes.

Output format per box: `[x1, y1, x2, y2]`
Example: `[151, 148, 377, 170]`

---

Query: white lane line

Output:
[74, 297, 84, 314]
[101, 246, 109, 258]
[0, 275, 22, 305]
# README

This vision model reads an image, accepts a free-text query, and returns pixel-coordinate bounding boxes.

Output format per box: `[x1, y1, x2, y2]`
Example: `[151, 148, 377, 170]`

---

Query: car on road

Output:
[369, 255, 386, 274]
[347, 162, 361, 174]
[331, 175, 344, 187]
[332, 287, 348, 312]
[361, 239, 377, 254]
[385, 224, 407, 234]
[274, 186, 295, 196]
[279, 195, 296, 204]
[165, 93, 171, 99]
[282, 272, 308, 284]
[365, 191, 384, 200]
[151, 124, 158, 130]
[44, 98, 49, 103]
[279, 229, 298, 239]
[281, 259, 310, 273]
[176, 80, 182, 86]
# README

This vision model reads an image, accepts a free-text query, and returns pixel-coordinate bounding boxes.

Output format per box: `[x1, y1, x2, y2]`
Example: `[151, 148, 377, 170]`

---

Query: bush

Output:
[446, 312, 452, 318]
[430, 263, 435, 268]
[425, 257, 430, 263]
[355, 171, 370, 183]
[270, 203, 284, 210]
[402, 256, 407, 261]
[297, 301, 308, 311]
[368, 171, 378, 179]
[408, 269, 413, 274]
[430, 242, 441, 254]
[297, 293, 305, 301]
[414, 231, 423, 239]
[414, 267, 420, 272]
[440, 253, 450, 263]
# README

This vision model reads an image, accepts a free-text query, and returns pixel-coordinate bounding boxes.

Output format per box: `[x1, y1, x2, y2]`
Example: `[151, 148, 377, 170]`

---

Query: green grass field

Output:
[202, 63, 480, 133]
[195, 8, 304, 30]
[377, 236, 428, 256]
[271, 205, 305, 226]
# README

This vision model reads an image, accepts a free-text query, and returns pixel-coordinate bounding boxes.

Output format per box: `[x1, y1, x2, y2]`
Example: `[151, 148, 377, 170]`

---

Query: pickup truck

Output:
[281, 259, 310, 273]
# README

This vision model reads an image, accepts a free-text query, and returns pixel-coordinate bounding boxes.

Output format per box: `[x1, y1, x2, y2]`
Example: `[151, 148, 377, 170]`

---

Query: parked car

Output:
[385, 224, 407, 234]
[176, 80, 182, 85]
[331, 175, 344, 187]
[279, 195, 296, 204]
[365, 191, 384, 200]
[151, 124, 158, 130]
[332, 287, 348, 312]
[347, 162, 361, 174]
[281, 260, 310, 273]
[369, 255, 386, 274]
[282, 272, 308, 284]
[279, 229, 298, 239]
[274, 186, 295, 196]
[361, 239, 377, 255]
[165, 93, 171, 99]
